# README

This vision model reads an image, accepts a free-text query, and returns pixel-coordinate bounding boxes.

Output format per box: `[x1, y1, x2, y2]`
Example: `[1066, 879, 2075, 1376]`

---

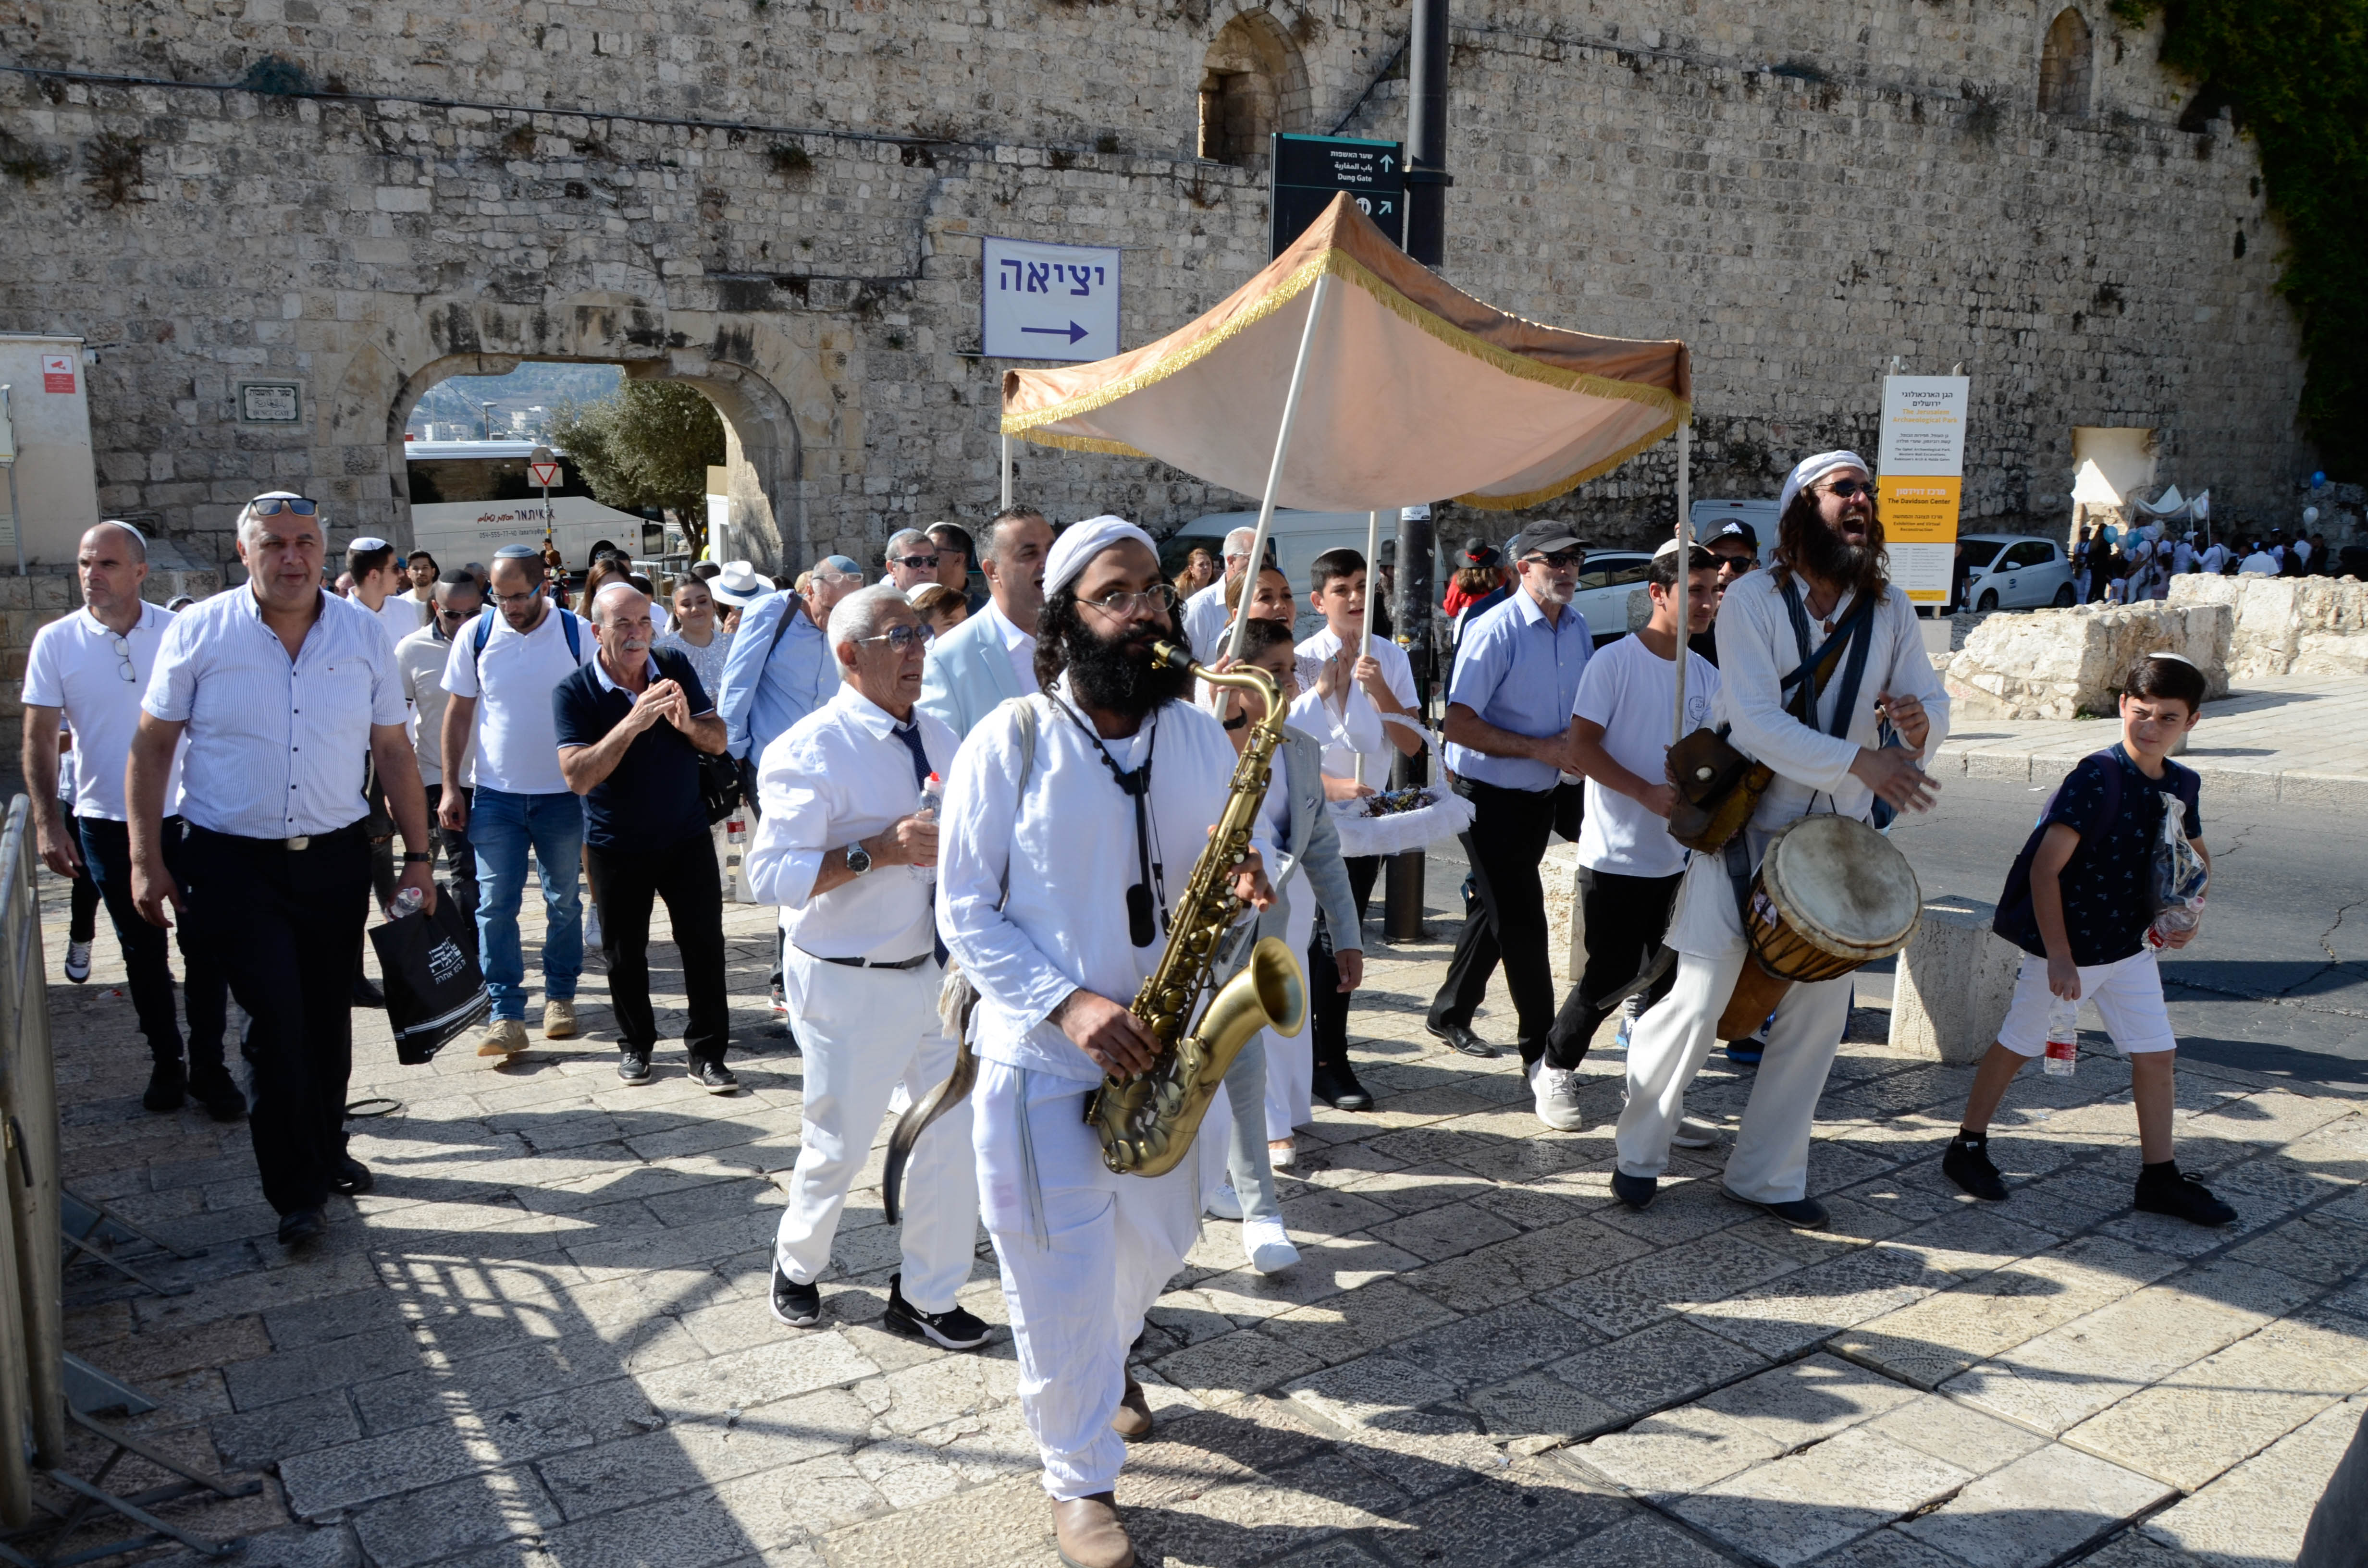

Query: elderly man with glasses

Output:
[24, 521, 236, 1119]
[1424, 520, 1596, 1124]
[395, 571, 484, 916]
[880, 529, 941, 593]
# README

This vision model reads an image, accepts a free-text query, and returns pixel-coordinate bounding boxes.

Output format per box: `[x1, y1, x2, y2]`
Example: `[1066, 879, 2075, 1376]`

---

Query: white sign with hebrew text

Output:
[981, 236, 1122, 362]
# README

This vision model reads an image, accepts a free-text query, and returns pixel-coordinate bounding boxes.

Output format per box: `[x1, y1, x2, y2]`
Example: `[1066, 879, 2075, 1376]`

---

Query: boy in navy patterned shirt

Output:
[1943, 654, 2235, 1226]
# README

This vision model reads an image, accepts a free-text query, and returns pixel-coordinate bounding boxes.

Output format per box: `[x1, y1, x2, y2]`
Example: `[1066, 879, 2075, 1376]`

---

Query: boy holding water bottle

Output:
[1943, 653, 2234, 1226]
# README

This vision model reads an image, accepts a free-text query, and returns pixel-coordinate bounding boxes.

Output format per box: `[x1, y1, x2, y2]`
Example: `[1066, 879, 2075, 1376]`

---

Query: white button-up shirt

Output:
[143, 588, 406, 839]
[985, 601, 1040, 696]
[938, 681, 1274, 1086]
[1292, 625, 1417, 783]
[746, 685, 955, 963]
[1181, 579, 1231, 664]
[25, 601, 186, 821]
[439, 604, 594, 796]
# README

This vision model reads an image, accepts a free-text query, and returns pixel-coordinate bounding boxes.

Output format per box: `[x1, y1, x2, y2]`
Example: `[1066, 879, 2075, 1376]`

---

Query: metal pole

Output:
[1223, 272, 1333, 665]
[1355, 509, 1380, 786]
[3, 463, 20, 578]
[1404, 0, 1452, 268]
[1383, 500, 1434, 943]
[1673, 420, 1690, 742]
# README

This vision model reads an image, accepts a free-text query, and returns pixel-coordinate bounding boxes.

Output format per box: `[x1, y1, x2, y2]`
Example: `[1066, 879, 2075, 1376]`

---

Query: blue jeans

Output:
[469, 787, 584, 1021]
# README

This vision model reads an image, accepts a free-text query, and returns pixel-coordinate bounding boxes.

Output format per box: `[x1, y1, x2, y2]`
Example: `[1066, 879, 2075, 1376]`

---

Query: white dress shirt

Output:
[143, 588, 406, 839]
[938, 681, 1273, 1086]
[25, 601, 185, 821]
[372, 591, 428, 650]
[747, 685, 956, 963]
[395, 621, 473, 788]
[987, 601, 1040, 696]
[439, 605, 595, 796]
[1292, 625, 1416, 783]
[1181, 580, 1232, 664]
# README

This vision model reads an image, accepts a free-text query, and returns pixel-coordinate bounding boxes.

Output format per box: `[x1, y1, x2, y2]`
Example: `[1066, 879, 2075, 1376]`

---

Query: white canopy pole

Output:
[1223, 272, 1333, 665]
[1355, 507, 1381, 785]
[1673, 420, 1691, 744]
[1000, 432, 1013, 511]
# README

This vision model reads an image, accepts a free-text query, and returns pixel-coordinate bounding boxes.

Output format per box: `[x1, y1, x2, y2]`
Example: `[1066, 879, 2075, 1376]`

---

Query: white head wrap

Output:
[1777, 450, 1872, 516]
[1044, 515, 1158, 599]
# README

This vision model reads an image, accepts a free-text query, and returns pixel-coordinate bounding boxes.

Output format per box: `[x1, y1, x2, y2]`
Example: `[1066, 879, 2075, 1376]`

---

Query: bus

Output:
[403, 440, 673, 569]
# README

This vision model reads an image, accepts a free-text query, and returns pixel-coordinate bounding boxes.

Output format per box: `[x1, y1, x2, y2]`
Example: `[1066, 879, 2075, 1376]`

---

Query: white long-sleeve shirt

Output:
[1711, 569, 1950, 834]
[746, 684, 956, 963]
[1293, 625, 1417, 784]
[937, 681, 1274, 1087]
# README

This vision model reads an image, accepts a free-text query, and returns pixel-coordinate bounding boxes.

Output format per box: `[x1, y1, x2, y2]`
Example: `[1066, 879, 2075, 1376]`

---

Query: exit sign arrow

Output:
[1022, 321, 1090, 345]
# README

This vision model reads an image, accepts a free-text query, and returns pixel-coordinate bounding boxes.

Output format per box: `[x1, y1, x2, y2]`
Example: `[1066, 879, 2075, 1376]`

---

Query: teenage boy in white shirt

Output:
[1537, 541, 1721, 1133]
[348, 538, 428, 648]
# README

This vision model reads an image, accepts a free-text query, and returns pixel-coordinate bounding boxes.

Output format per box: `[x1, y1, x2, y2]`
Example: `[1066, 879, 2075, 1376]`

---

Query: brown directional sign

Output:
[1270, 133, 1405, 257]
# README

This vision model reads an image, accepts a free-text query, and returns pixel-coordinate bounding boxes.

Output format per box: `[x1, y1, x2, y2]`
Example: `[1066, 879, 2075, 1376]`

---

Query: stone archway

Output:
[1195, 4, 1314, 169]
[321, 293, 846, 573]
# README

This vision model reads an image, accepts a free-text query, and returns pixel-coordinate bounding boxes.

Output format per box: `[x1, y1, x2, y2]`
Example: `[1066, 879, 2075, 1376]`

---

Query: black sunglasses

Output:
[1823, 478, 1876, 500]
[249, 497, 318, 516]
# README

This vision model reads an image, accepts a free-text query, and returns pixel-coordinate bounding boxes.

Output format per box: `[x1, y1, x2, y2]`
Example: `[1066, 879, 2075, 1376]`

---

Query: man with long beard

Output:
[937, 516, 1275, 1568]
[1610, 452, 1949, 1227]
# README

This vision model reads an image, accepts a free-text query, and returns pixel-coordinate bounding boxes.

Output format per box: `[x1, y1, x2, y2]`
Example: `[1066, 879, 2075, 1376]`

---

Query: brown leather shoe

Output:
[1052, 1493, 1134, 1568]
[1110, 1370, 1153, 1442]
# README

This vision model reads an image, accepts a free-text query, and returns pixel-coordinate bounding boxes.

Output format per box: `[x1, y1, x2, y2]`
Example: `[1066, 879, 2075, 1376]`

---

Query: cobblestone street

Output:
[37, 877, 2367, 1568]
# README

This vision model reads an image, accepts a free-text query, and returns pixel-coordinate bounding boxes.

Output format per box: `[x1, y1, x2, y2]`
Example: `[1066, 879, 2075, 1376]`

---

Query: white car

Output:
[1571, 551, 1654, 644]
[1959, 533, 2076, 611]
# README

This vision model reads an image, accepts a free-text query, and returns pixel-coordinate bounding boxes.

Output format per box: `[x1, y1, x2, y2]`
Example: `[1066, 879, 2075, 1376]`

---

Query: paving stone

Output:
[1571, 1406, 1785, 1499]
[1540, 1318, 1770, 1424]
[1682, 1241, 1943, 1360]
[1524, 1509, 1734, 1568]
[1673, 1425, 1973, 1568]
[495, 1477, 780, 1568]
[1368, 1198, 1524, 1262]
[1693, 1354, 1924, 1453]
[1392, 1298, 1603, 1393]
[354, 1321, 708, 1434]
[2062, 1311, 2368, 1490]
[636, 1330, 880, 1418]
[1327, 1402, 1509, 1499]
[1386, 1466, 1630, 1568]
[1832, 1234, 2182, 1390]
[1468, 1371, 1625, 1442]
[1805, 1526, 1980, 1568]
[1259, 1540, 1401, 1568]
[1156, 1328, 1330, 1408]
[1900, 1444, 2173, 1568]
[1544, 1228, 1801, 1339]
[349, 1467, 563, 1568]
[1281, 1354, 1462, 1432]
[1190, 1234, 1428, 1321]
[808, 1473, 1048, 1568]
[1858, 1395, 2048, 1477]
[208, 1389, 364, 1470]
[536, 1389, 870, 1517]
[2225, 1209, 2368, 1286]
[1876, 1206, 2060, 1283]
[1397, 1217, 1654, 1315]
[1249, 1280, 1459, 1370]
[2072, 1530, 2225, 1568]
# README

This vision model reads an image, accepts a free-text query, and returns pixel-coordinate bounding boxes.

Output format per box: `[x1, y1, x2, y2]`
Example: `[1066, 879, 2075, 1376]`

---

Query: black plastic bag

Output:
[369, 886, 488, 1065]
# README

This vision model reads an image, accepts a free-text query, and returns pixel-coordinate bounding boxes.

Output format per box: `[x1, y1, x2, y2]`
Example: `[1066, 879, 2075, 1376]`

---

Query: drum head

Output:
[1762, 816, 1923, 960]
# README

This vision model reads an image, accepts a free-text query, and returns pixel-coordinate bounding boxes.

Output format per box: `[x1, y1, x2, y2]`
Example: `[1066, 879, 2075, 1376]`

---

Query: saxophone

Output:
[1086, 640, 1306, 1177]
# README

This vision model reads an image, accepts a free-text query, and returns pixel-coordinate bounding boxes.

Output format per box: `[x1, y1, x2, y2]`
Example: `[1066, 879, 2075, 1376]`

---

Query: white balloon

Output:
[2304, 506, 2321, 524]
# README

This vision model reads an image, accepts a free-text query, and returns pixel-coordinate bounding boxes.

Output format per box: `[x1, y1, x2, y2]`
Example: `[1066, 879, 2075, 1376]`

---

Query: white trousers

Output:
[1615, 946, 1853, 1204]
[1197, 1035, 1283, 1225]
[974, 1060, 1198, 1500]
[773, 949, 979, 1312]
[1256, 881, 1317, 1139]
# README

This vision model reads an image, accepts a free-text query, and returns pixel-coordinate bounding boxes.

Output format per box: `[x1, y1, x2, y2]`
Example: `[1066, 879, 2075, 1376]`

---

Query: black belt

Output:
[807, 950, 932, 971]
[187, 821, 367, 853]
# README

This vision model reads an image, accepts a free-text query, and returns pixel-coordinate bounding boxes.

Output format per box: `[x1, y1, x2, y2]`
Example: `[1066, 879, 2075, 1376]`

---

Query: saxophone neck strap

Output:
[1048, 693, 1166, 946]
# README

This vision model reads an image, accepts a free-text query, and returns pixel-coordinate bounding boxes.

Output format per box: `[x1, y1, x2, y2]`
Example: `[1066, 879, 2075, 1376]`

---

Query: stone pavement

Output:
[31, 869, 2368, 1568]
[1934, 673, 2368, 809]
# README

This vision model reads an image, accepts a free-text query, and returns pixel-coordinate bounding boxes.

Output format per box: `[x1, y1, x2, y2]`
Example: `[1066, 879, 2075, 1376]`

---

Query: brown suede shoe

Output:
[1053, 1493, 1135, 1568]
[1110, 1370, 1153, 1442]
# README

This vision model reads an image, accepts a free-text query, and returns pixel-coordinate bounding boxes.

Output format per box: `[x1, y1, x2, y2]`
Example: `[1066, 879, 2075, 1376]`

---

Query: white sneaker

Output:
[1242, 1217, 1299, 1274]
[63, 941, 91, 983]
[582, 906, 602, 951]
[1529, 1059, 1585, 1132]
[1267, 1139, 1295, 1170]
[1204, 1184, 1244, 1221]
[1672, 1115, 1725, 1149]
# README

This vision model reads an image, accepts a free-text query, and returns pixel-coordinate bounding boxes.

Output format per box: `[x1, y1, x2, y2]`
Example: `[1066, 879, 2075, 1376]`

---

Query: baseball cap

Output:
[1707, 518, 1758, 550]
[1507, 521, 1584, 559]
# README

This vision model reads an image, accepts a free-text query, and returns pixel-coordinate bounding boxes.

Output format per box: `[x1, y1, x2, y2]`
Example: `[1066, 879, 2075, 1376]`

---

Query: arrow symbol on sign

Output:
[1380, 154, 1395, 172]
[1023, 321, 1090, 345]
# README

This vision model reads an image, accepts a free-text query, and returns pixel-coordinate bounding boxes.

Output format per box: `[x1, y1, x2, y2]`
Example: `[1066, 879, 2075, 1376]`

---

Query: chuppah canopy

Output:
[998, 193, 1692, 513]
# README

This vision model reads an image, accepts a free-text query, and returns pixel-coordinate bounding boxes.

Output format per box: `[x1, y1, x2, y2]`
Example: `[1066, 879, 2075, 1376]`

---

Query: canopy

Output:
[999, 194, 1691, 511]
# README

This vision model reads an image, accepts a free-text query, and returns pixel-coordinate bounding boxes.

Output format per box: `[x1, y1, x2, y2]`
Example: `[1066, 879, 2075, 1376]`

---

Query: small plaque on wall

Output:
[235, 381, 304, 425]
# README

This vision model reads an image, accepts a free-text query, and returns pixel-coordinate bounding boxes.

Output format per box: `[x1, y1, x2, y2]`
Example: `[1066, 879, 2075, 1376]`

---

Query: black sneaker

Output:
[1724, 1188, 1830, 1228]
[883, 1272, 991, 1350]
[187, 1064, 246, 1123]
[770, 1262, 821, 1327]
[1943, 1135, 2009, 1201]
[142, 1059, 186, 1114]
[692, 1059, 740, 1095]
[617, 1052, 653, 1086]
[1611, 1171, 1658, 1210]
[2135, 1167, 2238, 1227]
[332, 1157, 374, 1197]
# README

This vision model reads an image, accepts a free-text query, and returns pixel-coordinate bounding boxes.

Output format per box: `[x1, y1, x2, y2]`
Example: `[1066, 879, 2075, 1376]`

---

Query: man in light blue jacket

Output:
[915, 506, 1053, 738]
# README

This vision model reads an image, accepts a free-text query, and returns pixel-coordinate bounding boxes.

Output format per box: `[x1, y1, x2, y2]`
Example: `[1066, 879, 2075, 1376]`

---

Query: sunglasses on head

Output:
[249, 498, 318, 517]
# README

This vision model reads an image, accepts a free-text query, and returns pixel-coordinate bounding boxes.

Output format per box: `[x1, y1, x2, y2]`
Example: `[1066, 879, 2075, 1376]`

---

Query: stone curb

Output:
[1930, 746, 2368, 811]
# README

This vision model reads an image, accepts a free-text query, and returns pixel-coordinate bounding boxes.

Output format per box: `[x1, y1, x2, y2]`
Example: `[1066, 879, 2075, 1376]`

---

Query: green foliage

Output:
[2114, 0, 2368, 476]
[548, 380, 727, 555]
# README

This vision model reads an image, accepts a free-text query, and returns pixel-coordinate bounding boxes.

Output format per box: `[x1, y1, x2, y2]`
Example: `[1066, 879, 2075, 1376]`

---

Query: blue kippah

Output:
[493, 544, 543, 560]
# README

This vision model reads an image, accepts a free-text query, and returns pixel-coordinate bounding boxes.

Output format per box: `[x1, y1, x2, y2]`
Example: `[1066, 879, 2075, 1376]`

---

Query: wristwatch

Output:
[844, 842, 873, 876]
[402, 851, 432, 865]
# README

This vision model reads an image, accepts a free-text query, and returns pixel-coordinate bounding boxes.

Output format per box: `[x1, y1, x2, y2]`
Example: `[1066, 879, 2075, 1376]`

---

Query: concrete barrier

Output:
[1888, 894, 2025, 1065]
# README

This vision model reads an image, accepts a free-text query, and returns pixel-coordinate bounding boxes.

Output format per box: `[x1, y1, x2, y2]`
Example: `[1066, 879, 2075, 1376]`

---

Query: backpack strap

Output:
[469, 606, 497, 673]
[556, 607, 581, 662]
[472, 604, 581, 668]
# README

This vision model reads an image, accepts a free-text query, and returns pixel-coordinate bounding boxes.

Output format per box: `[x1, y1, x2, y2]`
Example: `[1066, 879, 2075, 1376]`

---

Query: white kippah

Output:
[593, 579, 644, 607]
[1044, 514, 1158, 599]
[348, 536, 391, 552]
[2144, 650, 2199, 668]
[1777, 451, 1872, 516]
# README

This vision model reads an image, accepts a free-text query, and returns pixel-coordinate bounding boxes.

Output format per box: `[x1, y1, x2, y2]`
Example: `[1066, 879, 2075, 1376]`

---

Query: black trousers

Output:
[179, 823, 370, 1215]
[423, 784, 480, 919]
[77, 816, 229, 1068]
[1544, 867, 1683, 1070]
[585, 831, 730, 1062]
[1307, 855, 1382, 1070]
[1429, 777, 1561, 1063]
[60, 803, 97, 944]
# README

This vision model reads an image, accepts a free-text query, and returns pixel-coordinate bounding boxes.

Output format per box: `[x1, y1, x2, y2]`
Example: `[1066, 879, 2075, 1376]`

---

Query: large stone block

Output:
[1887, 895, 2025, 1066]
[2169, 572, 2368, 678]
[1944, 602, 2232, 721]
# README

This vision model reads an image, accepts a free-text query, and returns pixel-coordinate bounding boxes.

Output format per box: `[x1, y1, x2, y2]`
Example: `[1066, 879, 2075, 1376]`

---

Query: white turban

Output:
[1044, 514, 1158, 599]
[1777, 450, 1872, 517]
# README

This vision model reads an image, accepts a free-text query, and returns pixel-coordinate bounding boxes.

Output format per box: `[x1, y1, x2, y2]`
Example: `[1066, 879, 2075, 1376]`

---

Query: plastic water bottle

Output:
[2042, 995, 2079, 1077]
[725, 814, 747, 851]
[388, 885, 425, 920]
[2147, 899, 2201, 952]
[919, 772, 944, 822]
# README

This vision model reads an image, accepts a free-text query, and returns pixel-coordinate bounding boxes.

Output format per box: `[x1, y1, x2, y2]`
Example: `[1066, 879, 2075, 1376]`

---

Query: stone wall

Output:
[2169, 573, 2368, 679]
[0, 0, 2313, 577]
[1944, 599, 2232, 721]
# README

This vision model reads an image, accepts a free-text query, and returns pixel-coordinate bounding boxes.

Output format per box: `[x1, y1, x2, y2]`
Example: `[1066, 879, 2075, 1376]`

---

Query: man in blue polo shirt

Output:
[555, 582, 737, 1091]
[1426, 521, 1593, 1125]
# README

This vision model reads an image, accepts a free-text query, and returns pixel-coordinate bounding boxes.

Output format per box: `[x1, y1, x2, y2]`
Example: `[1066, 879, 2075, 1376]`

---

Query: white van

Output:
[1159, 509, 1458, 639]
[1689, 499, 1780, 565]
[404, 440, 663, 569]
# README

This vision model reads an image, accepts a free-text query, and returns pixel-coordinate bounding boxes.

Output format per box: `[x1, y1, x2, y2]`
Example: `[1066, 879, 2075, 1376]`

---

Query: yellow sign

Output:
[1881, 475, 1962, 543]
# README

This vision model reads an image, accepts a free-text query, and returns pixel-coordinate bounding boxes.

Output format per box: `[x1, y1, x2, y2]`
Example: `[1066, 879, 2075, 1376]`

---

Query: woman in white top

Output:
[654, 577, 734, 698]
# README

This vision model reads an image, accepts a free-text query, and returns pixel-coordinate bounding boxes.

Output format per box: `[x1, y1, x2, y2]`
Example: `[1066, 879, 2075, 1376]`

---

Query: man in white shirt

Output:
[347, 537, 427, 649]
[23, 521, 235, 1119]
[1612, 453, 1949, 1227]
[439, 543, 597, 1058]
[1542, 539, 1720, 1132]
[1289, 545, 1420, 1111]
[747, 584, 987, 1350]
[128, 491, 435, 1248]
[881, 528, 940, 592]
[937, 517, 1274, 1568]
[403, 549, 440, 619]
[1179, 525, 1258, 663]
[2239, 542, 2279, 576]
[918, 505, 1054, 738]
[396, 572, 482, 914]
[2199, 539, 2230, 575]
[2171, 537, 2198, 576]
